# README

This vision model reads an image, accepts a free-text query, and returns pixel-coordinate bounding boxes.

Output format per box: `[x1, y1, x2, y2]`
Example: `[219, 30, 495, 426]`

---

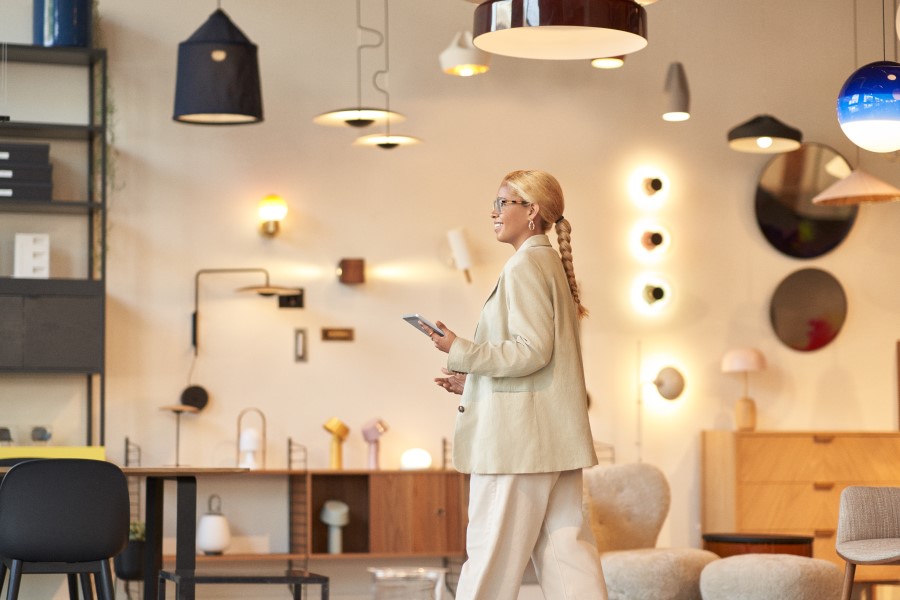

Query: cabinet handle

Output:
[814, 529, 836, 538]
[813, 482, 835, 491]
[812, 435, 835, 444]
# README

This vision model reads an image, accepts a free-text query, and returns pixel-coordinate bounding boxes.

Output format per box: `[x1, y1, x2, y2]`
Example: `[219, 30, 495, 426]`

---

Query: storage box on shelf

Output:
[0, 44, 107, 445]
[701, 430, 900, 582]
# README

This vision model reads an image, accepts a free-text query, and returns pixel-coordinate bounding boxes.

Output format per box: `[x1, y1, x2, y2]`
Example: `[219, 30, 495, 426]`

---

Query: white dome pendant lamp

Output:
[465, 0, 648, 61]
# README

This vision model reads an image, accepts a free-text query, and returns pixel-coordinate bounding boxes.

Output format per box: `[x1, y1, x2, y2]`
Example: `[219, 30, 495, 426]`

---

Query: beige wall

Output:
[3, 0, 900, 597]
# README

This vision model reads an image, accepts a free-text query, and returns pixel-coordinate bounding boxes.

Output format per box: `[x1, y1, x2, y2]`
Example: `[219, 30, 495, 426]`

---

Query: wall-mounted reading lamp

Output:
[192, 268, 303, 355]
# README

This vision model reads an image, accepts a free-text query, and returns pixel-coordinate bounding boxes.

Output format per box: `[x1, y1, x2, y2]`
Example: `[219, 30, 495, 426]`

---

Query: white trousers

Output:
[455, 469, 608, 600]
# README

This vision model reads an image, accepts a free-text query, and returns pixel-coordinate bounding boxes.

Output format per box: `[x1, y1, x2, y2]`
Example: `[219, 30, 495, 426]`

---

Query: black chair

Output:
[0, 458, 130, 600]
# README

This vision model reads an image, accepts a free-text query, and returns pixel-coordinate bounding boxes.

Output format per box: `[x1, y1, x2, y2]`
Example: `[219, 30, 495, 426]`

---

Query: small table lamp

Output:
[323, 417, 350, 469]
[721, 347, 767, 432]
[362, 418, 389, 470]
[320, 500, 349, 554]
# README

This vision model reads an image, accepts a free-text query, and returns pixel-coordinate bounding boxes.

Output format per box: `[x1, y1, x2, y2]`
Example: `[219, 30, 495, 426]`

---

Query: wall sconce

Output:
[320, 500, 349, 554]
[652, 366, 685, 400]
[630, 220, 671, 261]
[323, 417, 350, 470]
[632, 274, 672, 314]
[447, 228, 473, 283]
[337, 258, 366, 284]
[400, 448, 433, 470]
[721, 347, 766, 432]
[236, 407, 267, 469]
[362, 418, 389, 470]
[439, 31, 490, 76]
[258, 194, 287, 237]
[629, 168, 670, 209]
[192, 268, 303, 355]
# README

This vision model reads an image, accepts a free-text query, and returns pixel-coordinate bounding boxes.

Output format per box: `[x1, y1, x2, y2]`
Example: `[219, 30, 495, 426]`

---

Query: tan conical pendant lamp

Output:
[811, 169, 900, 205]
[465, 0, 648, 61]
[314, 0, 404, 128]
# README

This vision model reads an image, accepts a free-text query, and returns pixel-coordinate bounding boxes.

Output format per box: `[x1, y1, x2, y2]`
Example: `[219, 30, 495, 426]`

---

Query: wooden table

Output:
[121, 467, 248, 600]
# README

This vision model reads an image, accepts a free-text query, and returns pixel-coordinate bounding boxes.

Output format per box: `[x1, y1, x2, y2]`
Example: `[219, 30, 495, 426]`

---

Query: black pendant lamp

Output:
[727, 114, 802, 153]
[173, 8, 263, 125]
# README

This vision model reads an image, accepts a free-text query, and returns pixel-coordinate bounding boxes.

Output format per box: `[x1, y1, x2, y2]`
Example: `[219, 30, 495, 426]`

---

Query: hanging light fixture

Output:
[173, 7, 263, 125]
[835, 0, 900, 153]
[591, 56, 625, 69]
[727, 114, 802, 153]
[662, 62, 690, 122]
[440, 31, 490, 76]
[355, 0, 420, 149]
[314, 0, 404, 127]
[811, 168, 900, 205]
[466, 0, 648, 61]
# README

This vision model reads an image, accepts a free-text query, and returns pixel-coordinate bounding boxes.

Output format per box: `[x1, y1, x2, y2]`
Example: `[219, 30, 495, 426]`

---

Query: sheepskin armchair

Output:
[583, 463, 718, 600]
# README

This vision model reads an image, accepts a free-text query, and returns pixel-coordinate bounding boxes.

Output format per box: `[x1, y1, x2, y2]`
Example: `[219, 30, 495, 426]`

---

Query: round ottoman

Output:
[601, 548, 719, 600]
[700, 553, 842, 600]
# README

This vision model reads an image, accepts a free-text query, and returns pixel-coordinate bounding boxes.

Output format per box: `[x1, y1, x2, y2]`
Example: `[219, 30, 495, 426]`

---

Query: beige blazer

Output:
[447, 235, 598, 474]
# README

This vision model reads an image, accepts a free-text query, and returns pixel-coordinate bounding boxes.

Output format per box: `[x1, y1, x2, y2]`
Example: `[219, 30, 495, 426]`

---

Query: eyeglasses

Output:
[493, 197, 530, 214]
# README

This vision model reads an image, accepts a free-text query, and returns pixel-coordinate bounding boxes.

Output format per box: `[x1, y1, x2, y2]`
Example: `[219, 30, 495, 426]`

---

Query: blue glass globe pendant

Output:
[836, 60, 900, 153]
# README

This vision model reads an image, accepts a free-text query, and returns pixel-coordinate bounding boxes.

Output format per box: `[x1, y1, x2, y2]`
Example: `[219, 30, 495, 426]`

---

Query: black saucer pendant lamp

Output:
[727, 114, 802, 153]
[173, 8, 263, 125]
[470, 0, 648, 60]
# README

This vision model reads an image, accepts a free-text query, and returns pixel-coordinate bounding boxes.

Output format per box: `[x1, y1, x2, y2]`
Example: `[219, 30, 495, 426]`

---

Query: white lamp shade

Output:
[320, 500, 350, 526]
[721, 348, 766, 373]
[440, 31, 490, 76]
[238, 427, 261, 451]
[447, 228, 473, 271]
[400, 448, 433, 470]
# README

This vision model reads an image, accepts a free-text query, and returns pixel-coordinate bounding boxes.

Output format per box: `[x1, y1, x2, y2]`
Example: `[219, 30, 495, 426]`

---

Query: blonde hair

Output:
[502, 170, 589, 319]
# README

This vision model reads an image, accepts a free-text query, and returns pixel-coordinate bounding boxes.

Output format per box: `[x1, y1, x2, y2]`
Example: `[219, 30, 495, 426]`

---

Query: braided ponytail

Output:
[503, 170, 589, 319]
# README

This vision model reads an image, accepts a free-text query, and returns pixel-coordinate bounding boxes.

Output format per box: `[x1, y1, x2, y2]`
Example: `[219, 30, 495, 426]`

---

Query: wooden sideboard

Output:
[701, 430, 900, 582]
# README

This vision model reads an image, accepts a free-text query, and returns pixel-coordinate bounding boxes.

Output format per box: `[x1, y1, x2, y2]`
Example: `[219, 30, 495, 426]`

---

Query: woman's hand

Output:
[422, 320, 456, 354]
[435, 368, 466, 395]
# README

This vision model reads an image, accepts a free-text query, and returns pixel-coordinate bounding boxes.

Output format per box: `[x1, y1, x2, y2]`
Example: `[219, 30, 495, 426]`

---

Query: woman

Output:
[421, 170, 606, 599]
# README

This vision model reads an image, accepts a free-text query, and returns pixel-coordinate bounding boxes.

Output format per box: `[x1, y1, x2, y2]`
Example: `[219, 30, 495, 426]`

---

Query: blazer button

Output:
[458, 405, 465, 413]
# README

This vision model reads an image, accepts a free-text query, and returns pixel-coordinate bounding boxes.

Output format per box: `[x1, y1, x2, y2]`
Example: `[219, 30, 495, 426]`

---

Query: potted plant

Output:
[114, 521, 145, 581]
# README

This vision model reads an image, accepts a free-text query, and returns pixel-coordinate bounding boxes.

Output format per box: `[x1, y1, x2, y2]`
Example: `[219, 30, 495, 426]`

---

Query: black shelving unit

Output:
[0, 43, 108, 445]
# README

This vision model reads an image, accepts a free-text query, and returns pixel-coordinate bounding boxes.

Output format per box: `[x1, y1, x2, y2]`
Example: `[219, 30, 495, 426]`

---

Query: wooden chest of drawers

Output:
[701, 431, 900, 582]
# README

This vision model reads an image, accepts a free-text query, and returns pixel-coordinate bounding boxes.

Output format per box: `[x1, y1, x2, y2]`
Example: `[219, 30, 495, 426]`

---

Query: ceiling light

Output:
[467, 0, 648, 61]
[811, 169, 900, 205]
[173, 9, 263, 125]
[314, 0, 405, 128]
[440, 31, 490, 76]
[591, 56, 625, 69]
[727, 114, 802, 153]
[353, 134, 421, 149]
[662, 62, 690, 122]
[836, 61, 900, 153]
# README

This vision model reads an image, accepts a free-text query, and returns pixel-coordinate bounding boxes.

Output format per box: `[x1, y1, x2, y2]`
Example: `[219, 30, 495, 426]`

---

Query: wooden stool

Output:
[702, 533, 813, 558]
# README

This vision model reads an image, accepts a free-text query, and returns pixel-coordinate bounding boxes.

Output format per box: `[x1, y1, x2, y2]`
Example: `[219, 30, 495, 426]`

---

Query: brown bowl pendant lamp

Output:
[466, 0, 648, 61]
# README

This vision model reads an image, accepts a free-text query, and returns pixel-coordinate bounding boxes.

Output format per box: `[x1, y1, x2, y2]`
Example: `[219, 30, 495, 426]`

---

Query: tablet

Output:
[402, 314, 445, 337]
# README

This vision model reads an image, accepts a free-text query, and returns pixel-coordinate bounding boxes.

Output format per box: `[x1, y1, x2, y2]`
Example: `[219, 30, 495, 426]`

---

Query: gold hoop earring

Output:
[528, 220, 535, 231]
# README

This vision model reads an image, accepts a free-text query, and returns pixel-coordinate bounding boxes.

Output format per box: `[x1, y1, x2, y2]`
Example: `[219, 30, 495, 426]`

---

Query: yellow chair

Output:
[836, 486, 900, 600]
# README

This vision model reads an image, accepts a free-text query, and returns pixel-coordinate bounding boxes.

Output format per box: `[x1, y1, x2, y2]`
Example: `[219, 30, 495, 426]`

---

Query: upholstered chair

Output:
[836, 486, 900, 600]
[583, 462, 718, 600]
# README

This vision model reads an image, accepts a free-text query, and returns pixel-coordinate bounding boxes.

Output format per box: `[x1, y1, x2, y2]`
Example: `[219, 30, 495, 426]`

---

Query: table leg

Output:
[175, 476, 197, 600]
[144, 477, 164, 600]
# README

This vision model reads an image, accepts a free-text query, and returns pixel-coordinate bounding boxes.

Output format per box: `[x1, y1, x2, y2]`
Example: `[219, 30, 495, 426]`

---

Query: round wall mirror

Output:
[755, 142, 858, 258]
[770, 268, 847, 352]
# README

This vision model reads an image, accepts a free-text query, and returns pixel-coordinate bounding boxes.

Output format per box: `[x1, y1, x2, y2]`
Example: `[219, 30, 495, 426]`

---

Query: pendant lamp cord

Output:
[356, 0, 383, 111]
[371, 0, 391, 138]
[0, 0, 7, 121]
